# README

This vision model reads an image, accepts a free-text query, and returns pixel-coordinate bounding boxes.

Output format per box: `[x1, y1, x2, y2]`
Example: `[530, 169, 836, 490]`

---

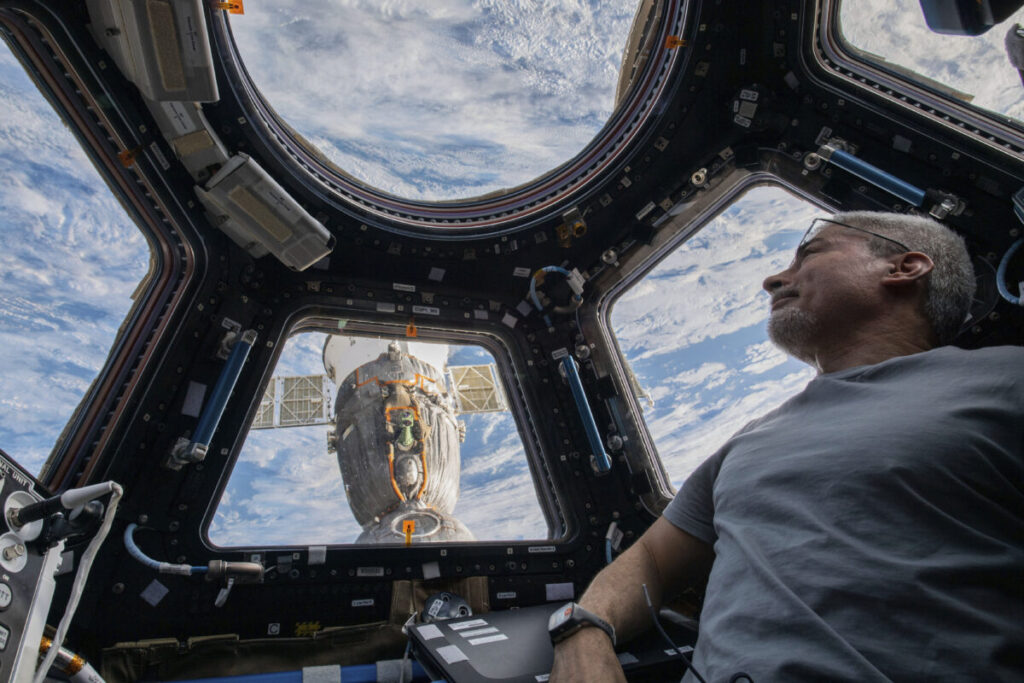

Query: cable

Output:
[528, 266, 584, 328]
[33, 483, 123, 683]
[124, 523, 208, 575]
[604, 521, 619, 565]
[39, 638, 106, 683]
[996, 238, 1023, 305]
[642, 583, 707, 683]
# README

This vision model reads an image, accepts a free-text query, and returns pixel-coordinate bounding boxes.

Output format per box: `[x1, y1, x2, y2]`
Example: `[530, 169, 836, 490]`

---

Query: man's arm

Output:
[549, 517, 714, 682]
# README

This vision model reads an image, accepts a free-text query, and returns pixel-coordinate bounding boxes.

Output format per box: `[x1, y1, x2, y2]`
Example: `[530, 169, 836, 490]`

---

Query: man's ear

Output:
[882, 251, 933, 287]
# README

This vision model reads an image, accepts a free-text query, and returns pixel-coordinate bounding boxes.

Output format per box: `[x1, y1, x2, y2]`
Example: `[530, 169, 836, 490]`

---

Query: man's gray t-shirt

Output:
[664, 345, 1024, 681]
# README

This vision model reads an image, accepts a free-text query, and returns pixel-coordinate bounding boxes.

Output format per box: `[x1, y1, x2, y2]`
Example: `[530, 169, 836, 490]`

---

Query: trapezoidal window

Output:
[837, 0, 1024, 124]
[209, 330, 548, 546]
[610, 186, 819, 488]
[0, 43, 151, 478]
[227, 2, 639, 200]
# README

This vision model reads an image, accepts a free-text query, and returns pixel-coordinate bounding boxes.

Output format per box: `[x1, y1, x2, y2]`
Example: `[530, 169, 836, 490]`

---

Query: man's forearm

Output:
[549, 519, 712, 682]
[577, 534, 666, 642]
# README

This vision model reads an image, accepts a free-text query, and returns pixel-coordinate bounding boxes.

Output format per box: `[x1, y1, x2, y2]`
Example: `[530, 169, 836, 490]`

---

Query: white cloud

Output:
[612, 188, 819, 361]
[742, 340, 788, 375]
[228, 0, 636, 199]
[839, 1, 1024, 121]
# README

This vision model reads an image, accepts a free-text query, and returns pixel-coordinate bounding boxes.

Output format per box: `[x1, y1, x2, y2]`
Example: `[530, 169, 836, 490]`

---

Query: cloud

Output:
[228, 0, 636, 199]
[838, 0, 1024, 120]
[611, 188, 818, 361]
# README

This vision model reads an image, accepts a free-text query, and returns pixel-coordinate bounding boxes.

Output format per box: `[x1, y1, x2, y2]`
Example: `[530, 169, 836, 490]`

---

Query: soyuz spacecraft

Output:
[252, 336, 510, 544]
[324, 338, 475, 544]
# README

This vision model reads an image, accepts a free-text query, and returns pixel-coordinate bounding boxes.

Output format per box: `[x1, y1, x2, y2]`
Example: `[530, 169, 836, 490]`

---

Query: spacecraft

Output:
[325, 338, 474, 544]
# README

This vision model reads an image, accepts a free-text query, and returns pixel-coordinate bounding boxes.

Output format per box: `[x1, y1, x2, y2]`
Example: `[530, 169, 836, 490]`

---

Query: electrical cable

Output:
[642, 583, 706, 683]
[604, 521, 619, 565]
[995, 238, 1023, 305]
[124, 523, 208, 575]
[529, 266, 584, 328]
[33, 483, 123, 683]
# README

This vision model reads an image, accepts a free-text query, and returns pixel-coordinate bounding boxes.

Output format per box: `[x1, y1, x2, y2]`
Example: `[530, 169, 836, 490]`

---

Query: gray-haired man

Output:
[551, 211, 1023, 681]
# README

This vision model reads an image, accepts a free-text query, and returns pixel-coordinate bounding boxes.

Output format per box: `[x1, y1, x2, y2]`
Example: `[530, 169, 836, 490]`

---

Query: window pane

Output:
[839, 0, 1024, 123]
[209, 331, 547, 546]
[0, 46, 151, 476]
[228, 2, 638, 199]
[611, 187, 818, 487]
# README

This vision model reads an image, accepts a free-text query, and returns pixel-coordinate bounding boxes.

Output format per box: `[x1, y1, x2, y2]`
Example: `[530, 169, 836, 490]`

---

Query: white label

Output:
[516, 300, 533, 316]
[160, 101, 198, 136]
[267, 623, 280, 635]
[501, 313, 517, 328]
[417, 624, 443, 641]
[393, 283, 416, 292]
[536, 676, 550, 682]
[545, 582, 575, 601]
[513, 267, 531, 277]
[428, 267, 446, 282]
[356, 566, 384, 577]
[422, 561, 440, 580]
[496, 591, 516, 600]
[733, 115, 752, 128]
[469, 634, 508, 646]
[175, 6, 206, 67]
[141, 580, 169, 607]
[376, 303, 397, 313]
[740, 88, 759, 101]
[0, 625, 8, 650]
[551, 348, 569, 360]
[635, 201, 656, 220]
[449, 618, 488, 631]
[302, 666, 340, 682]
[437, 645, 468, 664]
[412, 305, 440, 316]
[351, 598, 374, 607]
[527, 545, 556, 554]
[149, 142, 170, 170]
[181, 381, 206, 417]
[308, 546, 326, 565]
[459, 627, 498, 638]
[473, 310, 488, 320]
[609, 527, 624, 551]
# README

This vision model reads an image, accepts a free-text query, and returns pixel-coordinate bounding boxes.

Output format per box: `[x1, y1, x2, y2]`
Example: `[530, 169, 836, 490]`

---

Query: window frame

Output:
[809, 0, 1024, 161]
[202, 315, 566, 550]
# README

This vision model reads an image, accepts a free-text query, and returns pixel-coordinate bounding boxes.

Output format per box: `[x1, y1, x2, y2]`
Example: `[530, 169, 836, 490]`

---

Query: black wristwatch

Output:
[548, 602, 616, 646]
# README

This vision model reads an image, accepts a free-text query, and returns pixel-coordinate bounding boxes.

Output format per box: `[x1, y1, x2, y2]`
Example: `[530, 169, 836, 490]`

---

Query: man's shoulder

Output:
[928, 344, 1024, 366]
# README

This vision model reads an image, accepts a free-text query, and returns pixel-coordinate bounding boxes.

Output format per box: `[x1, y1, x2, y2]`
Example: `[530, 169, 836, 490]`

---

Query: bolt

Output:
[112, 583, 125, 594]
[3, 544, 25, 560]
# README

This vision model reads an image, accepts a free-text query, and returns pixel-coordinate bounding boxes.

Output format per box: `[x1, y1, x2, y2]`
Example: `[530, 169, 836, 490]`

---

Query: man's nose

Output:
[762, 268, 790, 293]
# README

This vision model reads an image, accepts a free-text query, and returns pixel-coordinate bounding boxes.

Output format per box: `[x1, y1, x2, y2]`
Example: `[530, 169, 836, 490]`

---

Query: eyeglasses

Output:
[799, 218, 912, 255]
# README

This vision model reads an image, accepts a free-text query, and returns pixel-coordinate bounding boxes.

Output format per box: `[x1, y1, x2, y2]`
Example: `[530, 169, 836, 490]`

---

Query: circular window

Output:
[230, 2, 638, 201]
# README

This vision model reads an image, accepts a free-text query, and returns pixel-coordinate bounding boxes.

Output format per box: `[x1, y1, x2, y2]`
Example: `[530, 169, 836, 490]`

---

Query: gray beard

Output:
[767, 308, 819, 365]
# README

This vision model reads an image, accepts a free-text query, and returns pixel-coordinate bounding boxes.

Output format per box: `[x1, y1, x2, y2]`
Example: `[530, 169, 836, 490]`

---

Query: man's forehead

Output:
[803, 221, 861, 244]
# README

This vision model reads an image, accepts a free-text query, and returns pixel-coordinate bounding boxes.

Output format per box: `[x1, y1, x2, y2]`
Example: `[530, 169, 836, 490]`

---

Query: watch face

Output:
[548, 603, 574, 631]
